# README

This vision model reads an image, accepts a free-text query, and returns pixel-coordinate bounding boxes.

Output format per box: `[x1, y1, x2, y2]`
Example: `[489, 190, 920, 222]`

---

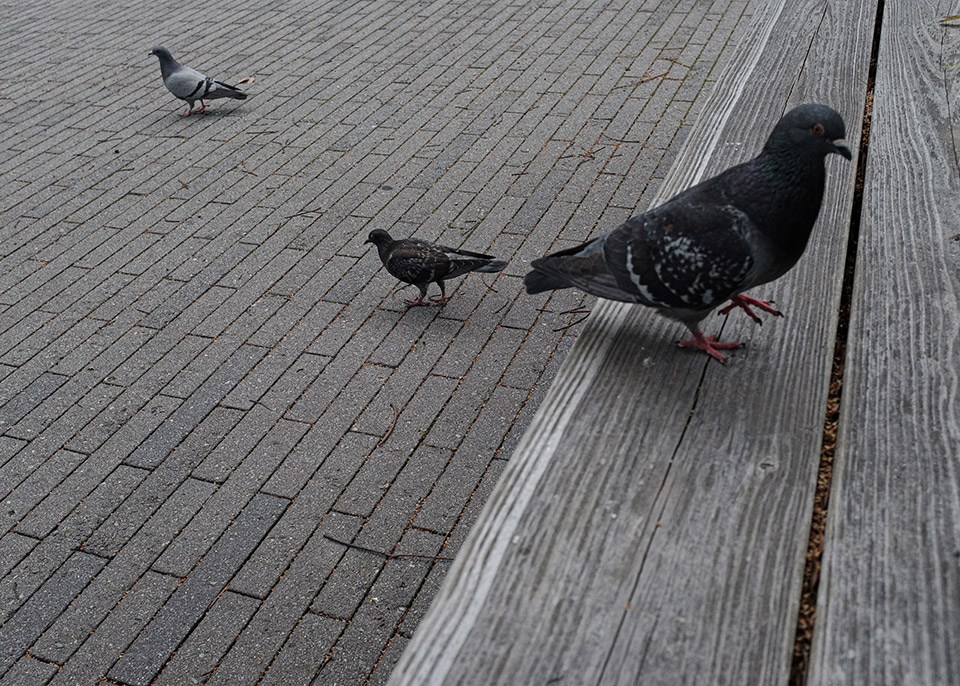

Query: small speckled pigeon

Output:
[524, 103, 852, 362]
[366, 229, 507, 307]
[150, 46, 247, 116]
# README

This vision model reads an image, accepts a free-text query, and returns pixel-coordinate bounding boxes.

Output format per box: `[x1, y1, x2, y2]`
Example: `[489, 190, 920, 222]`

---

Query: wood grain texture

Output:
[388, 1, 877, 684]
[809, 2, 960, 684]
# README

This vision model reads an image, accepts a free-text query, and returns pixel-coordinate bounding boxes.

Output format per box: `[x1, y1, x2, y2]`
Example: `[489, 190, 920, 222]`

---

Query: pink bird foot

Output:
[404, 297, 430, 307]
[430, 295, 452, 304]
[180, 103, 207, 117]
[719, 293, 783, 325]
[677, 331, 742, 363]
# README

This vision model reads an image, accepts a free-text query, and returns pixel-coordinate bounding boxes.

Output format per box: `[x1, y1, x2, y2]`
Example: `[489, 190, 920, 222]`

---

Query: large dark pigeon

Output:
[524, 103, 851, 362]
[366, 229, 507, 307]
[150, 46, 247, 116]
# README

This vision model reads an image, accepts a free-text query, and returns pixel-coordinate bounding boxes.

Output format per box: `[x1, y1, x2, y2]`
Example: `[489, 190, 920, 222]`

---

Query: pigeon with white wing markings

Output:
[150, 46, 247, 117]
[366, 230, 507, 307]
[524, 103, 852, 362]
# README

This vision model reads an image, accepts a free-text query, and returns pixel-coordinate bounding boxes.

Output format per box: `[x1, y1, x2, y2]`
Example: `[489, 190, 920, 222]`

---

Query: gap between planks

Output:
[789, 1, 885, 683]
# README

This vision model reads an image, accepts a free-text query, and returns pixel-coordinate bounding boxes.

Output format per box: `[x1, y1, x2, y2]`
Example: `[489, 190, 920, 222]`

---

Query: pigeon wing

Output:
[603, 196, 756, 312]
[164, 65, 210, 100]
[385, 240, 452, 285]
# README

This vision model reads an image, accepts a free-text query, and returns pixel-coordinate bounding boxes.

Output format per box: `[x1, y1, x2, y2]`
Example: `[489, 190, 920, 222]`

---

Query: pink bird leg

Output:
[180, 102, 207, 117]
[430, 283, 452, 304]
[677, 331, 742, 363]
[719, 293, 783, 325]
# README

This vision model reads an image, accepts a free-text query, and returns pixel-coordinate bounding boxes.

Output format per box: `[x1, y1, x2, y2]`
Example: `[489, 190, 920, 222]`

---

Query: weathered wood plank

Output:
[809, 3, 960, 684]
[388, 1, 876, 684]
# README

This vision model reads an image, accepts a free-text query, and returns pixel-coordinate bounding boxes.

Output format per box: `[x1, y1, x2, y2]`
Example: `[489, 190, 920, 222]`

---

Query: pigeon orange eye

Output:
[811, 123, 824, 135]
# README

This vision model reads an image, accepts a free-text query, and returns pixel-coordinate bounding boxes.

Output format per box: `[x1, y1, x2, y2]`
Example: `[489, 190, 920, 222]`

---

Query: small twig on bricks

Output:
[552, 312, 590, 331]
[323, 534, 454, 561]
[639, 70, 669, 83]
[538, 305, 589, 315]
[625, 70, 669, 87]
[586, 145, 605, 158]
[284, 207, 322, 219]
[561, 145, 606, 163]
[376, 403, 399, 448]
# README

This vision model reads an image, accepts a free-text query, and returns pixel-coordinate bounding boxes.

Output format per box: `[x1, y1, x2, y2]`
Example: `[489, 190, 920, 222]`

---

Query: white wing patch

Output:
[624, 244, 656, 303]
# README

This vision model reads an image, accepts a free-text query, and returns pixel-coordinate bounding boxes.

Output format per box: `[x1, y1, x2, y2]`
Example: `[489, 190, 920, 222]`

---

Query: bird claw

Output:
[404, 298, 430, 308]
[430, 295, 452, 304]
[677, 332, 743, 363]
[180, 103, 207, 117]
[719, 294, 782, 325]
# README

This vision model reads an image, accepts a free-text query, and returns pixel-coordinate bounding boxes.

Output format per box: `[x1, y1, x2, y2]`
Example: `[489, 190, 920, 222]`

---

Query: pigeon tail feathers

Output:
[206, 80, 248, 101]
[442, 255, 505, 280]
[524, 235, 630, 298]
[524, 264, 571, 294]
[471, 259, 507, 273]
[525, 249, 635, 302]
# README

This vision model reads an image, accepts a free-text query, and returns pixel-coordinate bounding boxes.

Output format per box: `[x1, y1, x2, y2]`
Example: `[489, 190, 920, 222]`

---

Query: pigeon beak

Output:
[832, 141, 852, 160]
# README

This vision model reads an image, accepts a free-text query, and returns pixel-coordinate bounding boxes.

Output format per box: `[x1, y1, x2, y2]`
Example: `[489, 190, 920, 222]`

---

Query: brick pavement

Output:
[0, 0, 761, 682]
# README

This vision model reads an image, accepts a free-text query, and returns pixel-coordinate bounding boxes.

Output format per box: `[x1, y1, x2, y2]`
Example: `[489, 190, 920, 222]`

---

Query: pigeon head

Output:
[365, 229, 393, 246]
[765, 104, 852, 161]
[150, 46, 178, 73]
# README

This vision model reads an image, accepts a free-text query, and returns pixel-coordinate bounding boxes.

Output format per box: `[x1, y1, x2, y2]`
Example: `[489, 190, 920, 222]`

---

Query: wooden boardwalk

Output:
[389, 1, 960, 684]
[810, 1, 960, 684]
